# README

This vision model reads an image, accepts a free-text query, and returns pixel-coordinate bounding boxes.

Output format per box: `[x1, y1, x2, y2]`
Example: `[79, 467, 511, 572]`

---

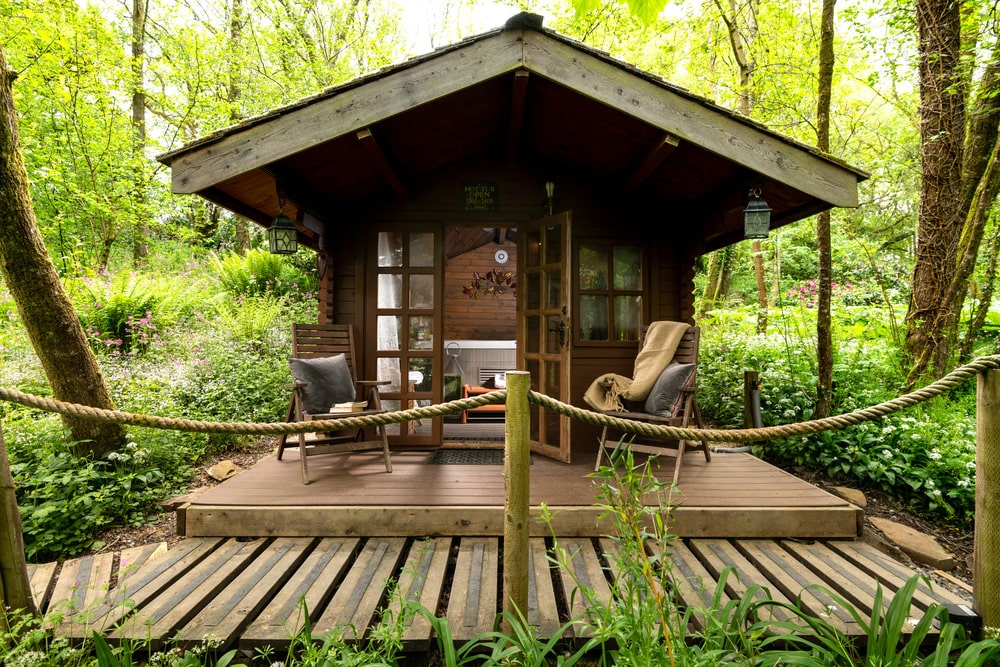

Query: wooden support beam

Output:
[357, 128, 410, 203]
[507, 70, 530, 164]
[624, 133, 680, 193]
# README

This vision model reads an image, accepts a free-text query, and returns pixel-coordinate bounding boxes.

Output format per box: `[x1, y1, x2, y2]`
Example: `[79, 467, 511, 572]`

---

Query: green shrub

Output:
[698, 304, 976, 525]
[212, 248, 317, 300]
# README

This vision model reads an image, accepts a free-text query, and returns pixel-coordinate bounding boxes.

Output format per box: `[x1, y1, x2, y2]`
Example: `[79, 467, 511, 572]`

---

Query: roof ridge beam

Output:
[624, 133, 680, 193]
[357, 128, 409, 203]
[507, 70, 530, 165]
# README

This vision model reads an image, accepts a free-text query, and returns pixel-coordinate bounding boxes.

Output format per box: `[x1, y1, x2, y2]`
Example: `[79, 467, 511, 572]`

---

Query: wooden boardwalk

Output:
[29, 535, 972, 653]
[176, 448, 863, 539]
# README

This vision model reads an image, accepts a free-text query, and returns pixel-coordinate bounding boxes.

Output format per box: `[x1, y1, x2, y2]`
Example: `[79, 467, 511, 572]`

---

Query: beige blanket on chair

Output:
[583, 321, 689, 412]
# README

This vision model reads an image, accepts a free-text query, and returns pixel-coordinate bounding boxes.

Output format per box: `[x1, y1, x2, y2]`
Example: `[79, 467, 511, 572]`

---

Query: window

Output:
[578, 243, 642, 342]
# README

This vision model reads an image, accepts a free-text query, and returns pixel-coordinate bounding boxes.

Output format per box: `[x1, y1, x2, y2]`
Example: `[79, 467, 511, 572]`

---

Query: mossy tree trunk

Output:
[0, 44, 126, 458]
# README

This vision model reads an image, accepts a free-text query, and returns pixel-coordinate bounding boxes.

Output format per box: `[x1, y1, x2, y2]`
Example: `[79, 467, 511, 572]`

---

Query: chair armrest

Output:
[357, 380, 391, 386]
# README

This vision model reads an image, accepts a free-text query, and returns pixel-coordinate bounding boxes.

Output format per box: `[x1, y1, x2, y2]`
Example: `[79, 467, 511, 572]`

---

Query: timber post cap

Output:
[504, 12, 544, 31]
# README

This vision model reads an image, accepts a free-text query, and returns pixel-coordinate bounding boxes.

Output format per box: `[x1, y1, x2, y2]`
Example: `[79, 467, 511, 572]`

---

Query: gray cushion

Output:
[289, 354, 357, 415]
[643, 362, 695, 417]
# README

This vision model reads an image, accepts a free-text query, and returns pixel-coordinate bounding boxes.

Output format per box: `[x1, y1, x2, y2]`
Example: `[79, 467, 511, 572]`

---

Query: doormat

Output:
[429, 449, 531, 465]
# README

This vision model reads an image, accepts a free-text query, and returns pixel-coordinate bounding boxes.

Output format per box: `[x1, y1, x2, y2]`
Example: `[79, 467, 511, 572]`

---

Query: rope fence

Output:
[2, 354, 1000, 634]
[2, 353, 998, 443]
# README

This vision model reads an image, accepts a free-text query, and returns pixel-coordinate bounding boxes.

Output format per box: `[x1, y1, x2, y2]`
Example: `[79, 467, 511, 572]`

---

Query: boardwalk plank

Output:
[780, 539, 927, 626]
[554, 537, 612, 640]
[824, 540, 969, 608]
[734, 539, 860, 634]
[105, 538, 269, 649]
[239, 537, 360, 650]
[446, 537, 499, 643]
[173, 538, 315, 649]
[526, 538, 562, 639]
[46, 552, 116, 626]
[687, 538, 799, 627]
[663, 539, 732, 631]
[390, 537, 452, 652]
[313, 537, 407, 641]
[27, 561, 58, 612]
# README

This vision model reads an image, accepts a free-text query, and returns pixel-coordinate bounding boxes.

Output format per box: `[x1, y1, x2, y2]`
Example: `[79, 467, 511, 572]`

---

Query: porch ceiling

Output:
[157, 13, 867, 254]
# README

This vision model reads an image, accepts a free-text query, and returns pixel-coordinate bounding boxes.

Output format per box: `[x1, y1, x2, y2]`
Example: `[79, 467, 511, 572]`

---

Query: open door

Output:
[517, 212, 571, 462]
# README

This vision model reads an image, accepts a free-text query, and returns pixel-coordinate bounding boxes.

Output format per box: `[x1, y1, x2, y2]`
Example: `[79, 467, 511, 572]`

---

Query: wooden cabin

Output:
[158, 12, 866, 463]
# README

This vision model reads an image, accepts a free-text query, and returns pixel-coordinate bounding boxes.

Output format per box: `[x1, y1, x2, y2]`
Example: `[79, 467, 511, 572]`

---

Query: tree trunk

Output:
[0, 45, 126, 458]
[961, 218, 1000, 361]
[698, 251, 723, 318]
[752, 240, 768, 333]
[814, 0, 836, 419]
[905, 0, 966, 385]
[0, 424, 36, 626]
[131, 0, 150, 267]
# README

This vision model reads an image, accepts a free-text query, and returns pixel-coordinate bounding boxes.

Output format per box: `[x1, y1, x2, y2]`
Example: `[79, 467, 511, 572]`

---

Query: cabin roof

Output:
[157, 12, 867, 253]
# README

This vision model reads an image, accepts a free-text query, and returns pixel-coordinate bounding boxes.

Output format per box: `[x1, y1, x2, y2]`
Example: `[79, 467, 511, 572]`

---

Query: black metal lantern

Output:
[743, 189, 771, 240]
[268, 203, 298, 254]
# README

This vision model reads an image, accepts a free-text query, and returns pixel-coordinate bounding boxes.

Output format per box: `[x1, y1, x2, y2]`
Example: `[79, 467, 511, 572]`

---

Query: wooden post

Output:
[502, 371, 530, 632]
[743, 371, 759, 428]
[975, 368, 1000, 634]
[0, 422, 37, 628]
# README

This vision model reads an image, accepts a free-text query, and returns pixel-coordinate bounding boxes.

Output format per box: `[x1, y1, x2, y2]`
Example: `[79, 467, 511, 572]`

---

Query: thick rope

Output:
[532, 354, 1000, 443]
[0, 386, 506, 435]
[2, 354, 998, 442]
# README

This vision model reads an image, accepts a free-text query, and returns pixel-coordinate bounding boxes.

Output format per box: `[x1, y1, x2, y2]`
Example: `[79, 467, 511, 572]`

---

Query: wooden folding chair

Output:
[592, 324, 711, 485]
[278, 323, 391, 484]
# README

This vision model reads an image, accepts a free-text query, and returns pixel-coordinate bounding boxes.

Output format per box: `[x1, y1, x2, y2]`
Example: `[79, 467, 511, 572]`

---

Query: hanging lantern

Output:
[743, 189, 771, 240]
[268, 202, 298, 254]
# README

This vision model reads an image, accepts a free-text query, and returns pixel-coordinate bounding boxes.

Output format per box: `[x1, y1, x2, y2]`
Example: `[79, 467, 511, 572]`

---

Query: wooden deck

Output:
[29, 535, 973, 652]
[176, 446, 863, 539]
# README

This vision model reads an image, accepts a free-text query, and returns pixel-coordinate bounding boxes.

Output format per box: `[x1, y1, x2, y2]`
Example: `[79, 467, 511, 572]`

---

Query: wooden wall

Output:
[443, 236, 518, 341]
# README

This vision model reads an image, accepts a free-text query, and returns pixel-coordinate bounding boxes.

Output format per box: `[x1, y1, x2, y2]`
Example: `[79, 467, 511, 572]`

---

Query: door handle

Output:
[548, 320, 566, 347]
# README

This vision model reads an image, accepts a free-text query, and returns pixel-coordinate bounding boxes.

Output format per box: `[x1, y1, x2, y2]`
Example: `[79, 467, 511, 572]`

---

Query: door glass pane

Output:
[410, 232, 434, 267]
[408, 316, 433, 350]
[409, 274, 433, 309]
[378, 274, 402, 308]
[614, 246, 642, 290]
[614, 295, 641, 341]
[544, 225, 561, 264]
[581, 295, 608, 341]
[377, 315, 402, 351]
[580, 245, 609, 290]
[381, 399, 401, 436]
[545, 271, 561, 309]
[525, 228, 541, 265]
[377, 357, 401, 392]
[378, 232, 403, 267]
[526, 272, 540, 309]
[409, 357, 432, 391]
[525, 315, 540, 354]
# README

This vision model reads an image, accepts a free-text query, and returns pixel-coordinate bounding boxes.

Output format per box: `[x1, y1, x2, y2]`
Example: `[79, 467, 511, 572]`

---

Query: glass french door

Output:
[518, 212, 572, 462]
[368, 226, 442, 444]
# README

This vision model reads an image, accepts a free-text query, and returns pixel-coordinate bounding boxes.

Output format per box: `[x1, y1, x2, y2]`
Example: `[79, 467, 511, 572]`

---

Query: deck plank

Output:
[390, 537, 452, 651]
[445, 537, 499, 643]
[734, 539, 861, 634]
[824, 540, 970, 608]
[173, 537, 315, 649]
[312, 537, 407, 641]
[663, 539, 732, 630]
[239, 537, 360, 650]
[686, 538, 800, 627]
[526, 537, 561, 638]
[780, 539, 928, 625]
[59, 538, 225, 636]
[105, 538, 269, 649]
[554, 537, 612, 640]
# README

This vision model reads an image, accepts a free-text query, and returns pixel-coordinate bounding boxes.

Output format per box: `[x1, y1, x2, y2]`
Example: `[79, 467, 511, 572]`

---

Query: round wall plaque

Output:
[494, 249, 509, 264]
